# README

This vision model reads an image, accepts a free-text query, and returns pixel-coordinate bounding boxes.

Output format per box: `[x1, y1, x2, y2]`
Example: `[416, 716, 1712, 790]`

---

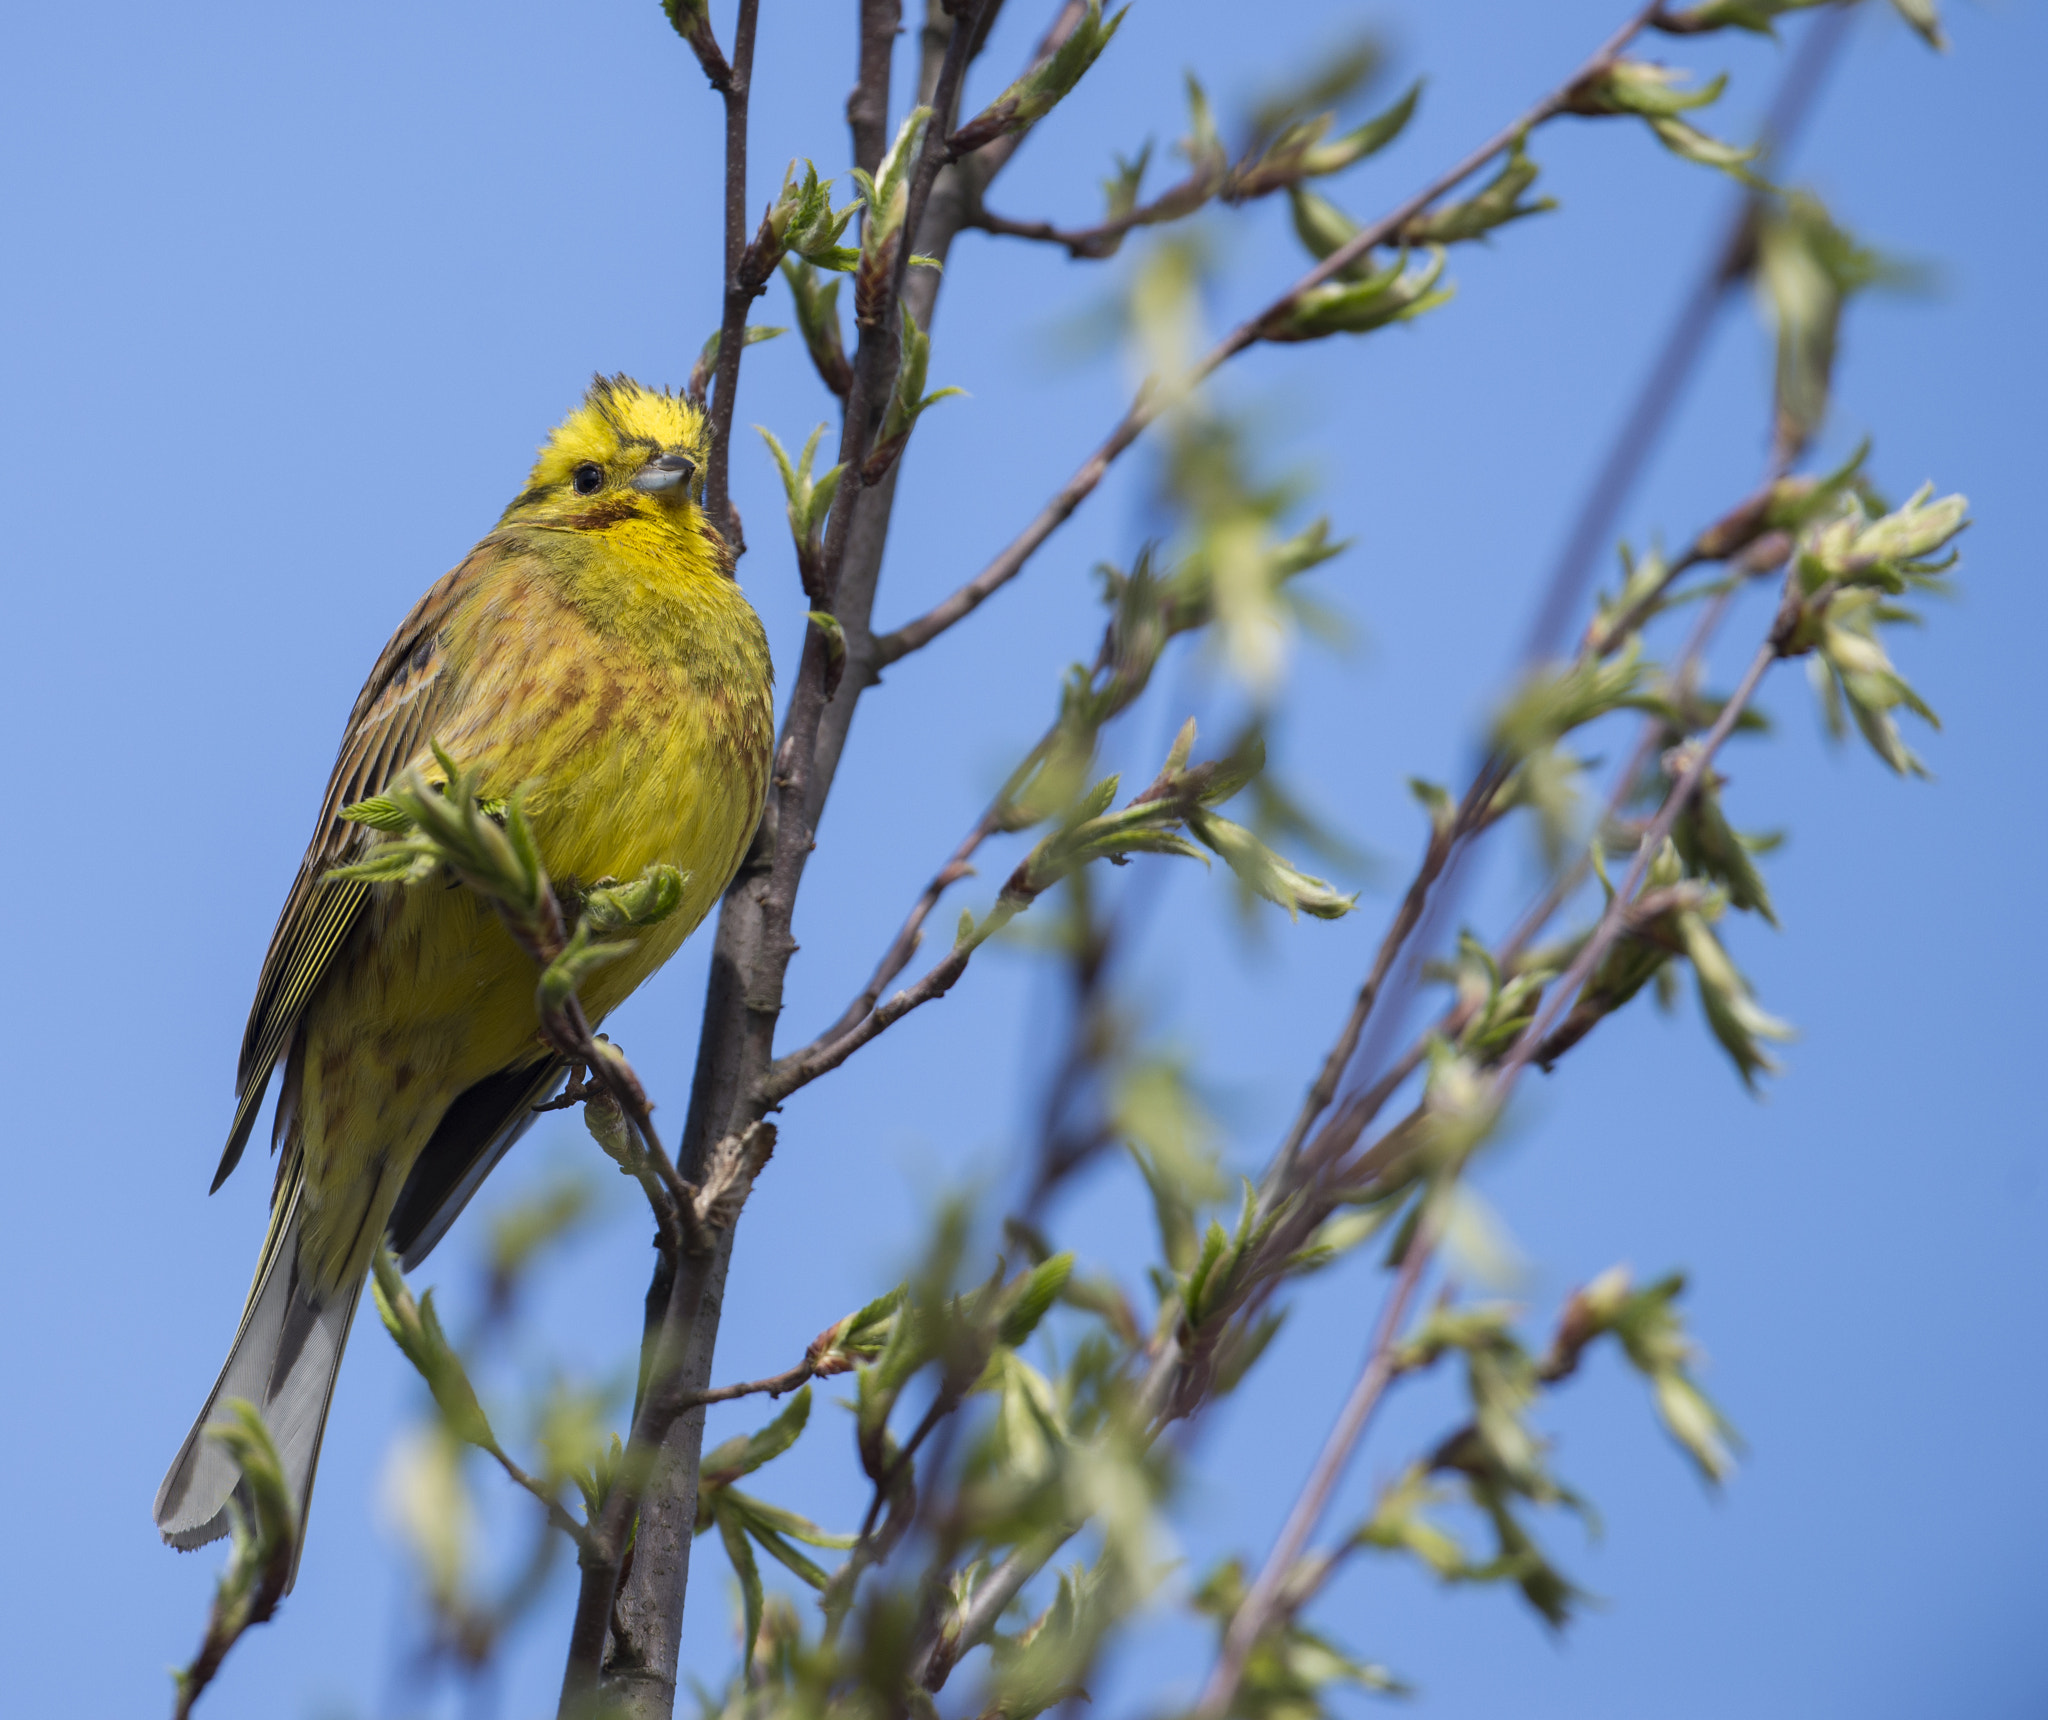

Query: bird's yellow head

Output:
[504, 374, 710, 535]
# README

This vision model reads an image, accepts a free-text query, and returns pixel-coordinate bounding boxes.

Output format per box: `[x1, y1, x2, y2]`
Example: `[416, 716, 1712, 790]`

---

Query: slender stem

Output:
[848, 0, 901, 176]
[1501, 631, 1781, 1087]
[813, 4, 987, 609]
[1193, 593, 1791, 1720]
[876, 3, 1666, 665]
[1190, 1198, 1442, 1720]
[1329, 4, 1854, 1117]
[1522, 5, 1852, 662]
[702, 0, 763, 543]
[1263, 768, 1499, 1196]
[1498, 574, 1751, 968]
[682, 1357, 816, 1410]
[813, 808, 1001, 1049]
[597, 9, 1063, 1706]
[964, 168, 1211, 259]
[484, 1443, 592, 1552]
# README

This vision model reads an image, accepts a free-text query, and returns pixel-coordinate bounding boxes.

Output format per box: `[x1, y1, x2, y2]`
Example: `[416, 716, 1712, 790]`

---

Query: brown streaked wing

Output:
[210, 554, 484, 1193]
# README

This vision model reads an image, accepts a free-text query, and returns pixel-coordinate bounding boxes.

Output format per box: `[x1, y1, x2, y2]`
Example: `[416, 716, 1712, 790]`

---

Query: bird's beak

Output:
[631, 451, 698, 495]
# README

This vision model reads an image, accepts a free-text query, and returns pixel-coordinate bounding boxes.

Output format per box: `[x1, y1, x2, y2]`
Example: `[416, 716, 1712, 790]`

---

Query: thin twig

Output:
[703, 0, 764, 543]
[760, 937, 976, 1107]
[682, 1358, 817, 1410]
[875, 3, 1666, 665]
[848, 0, 901, 176]
[964, 167, 1212, 259]
[1190, 1197, 1443, 1720]
[483, 1444, 593, 1553]
[1333, 2, 1854, 1119]
[1503, 630, 1782, 1085]
[1192, 589, 1791, 1720]
[594, 6, 1077, 1705]
[812, 2, 989, 610]
[1264, 765, 1502, 1194]
[815, 809, 1001, 1049]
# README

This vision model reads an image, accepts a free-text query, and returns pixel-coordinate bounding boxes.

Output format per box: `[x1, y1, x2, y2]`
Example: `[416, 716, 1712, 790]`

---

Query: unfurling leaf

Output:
[371, 1246, 497, 1453]
[1567, 60, 1727, 118]
[1404, 140, 1554, 243]
[1226, 81, 1421, 201]
[581, 863, 688, 934]
[1187, 812, 1356, 919]
[852, 107, 933, 325]
[338, 795, 415, 832]
[782, 258, 853, 396]
[759, 421, 845, 595]
[1648, 115, 1763, 184]
[862, 301, 965, 482]
[949, 1, 1128, 154]
[700, 1386, 814, 1491]
[1263, 245, 1453, 342]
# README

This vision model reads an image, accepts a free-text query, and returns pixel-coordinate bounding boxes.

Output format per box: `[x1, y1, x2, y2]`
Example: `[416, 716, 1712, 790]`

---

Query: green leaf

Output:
[1187, 812, 1356, 919]
[370, 1246, 496, 1452]
[999, 1253, 1075, 1348]
[1649, 116, 1763, 185]
[1652, 0, 1830, 33]
[1226, 81, 1421, 200]
[1266, 245, 1454, 341]
[1568, 61, 1727, 118]
[950, 1, 1128, 154]
[1406, 141, 1554, 243]
[701, 1385, 813, 1484]
[337, 795, 415, 832]
[581, 862, 688, 934]
[1887, 0, 1948, 49]
[713, 1498, 765, 1669]
[1677, 908, 1793, 1086]
[781, 258, 853, 394]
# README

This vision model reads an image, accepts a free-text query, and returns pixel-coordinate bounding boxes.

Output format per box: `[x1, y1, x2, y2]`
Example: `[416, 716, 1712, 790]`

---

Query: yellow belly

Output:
[290, 544, 771, 1293]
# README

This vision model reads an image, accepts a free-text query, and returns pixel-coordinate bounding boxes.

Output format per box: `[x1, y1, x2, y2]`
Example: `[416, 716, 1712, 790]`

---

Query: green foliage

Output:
[698, 1390, 857, 1667]
[1193, 1559, 1405, 1717]
[374, 1246, 499, 1452]
[767, 158, 864, 274]
[1786, 482, 1967, 774]
[758, 422, 845, 597]
[304, 14, 1976, 1720]
[782, 258, 853, 396]
[1410, 140, 1556, 242]
[171, 1401, 297, 1717]
[863, 302, 965, 482]
[951, 0, 1128, 154]
[852, 108, 932, 324]
[1756, 191, 1906, 449]
[1227, 81, 1422, 202]
[959, 717, 1356, 952]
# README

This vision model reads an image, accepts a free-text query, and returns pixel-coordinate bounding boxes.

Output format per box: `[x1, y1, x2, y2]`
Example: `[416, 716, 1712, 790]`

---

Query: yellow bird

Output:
[156, 376, 774, 1573]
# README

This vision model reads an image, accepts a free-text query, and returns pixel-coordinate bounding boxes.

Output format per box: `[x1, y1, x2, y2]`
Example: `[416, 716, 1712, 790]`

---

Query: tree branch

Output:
[596, 7, 1066, 1708]
[702, 0, 764, 544]
[1190, 1196, 1442, 1720]
[1189, 564, 1798, 1720]
[848, 0, 900, 177]
[875, 2, 1667, 665]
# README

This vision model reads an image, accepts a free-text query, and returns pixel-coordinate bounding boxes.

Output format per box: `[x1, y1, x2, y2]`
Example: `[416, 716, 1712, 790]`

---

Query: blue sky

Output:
[1, 2, 2041, 1716]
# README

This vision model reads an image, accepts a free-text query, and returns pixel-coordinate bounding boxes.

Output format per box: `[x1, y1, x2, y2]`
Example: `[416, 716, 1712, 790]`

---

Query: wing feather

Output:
[211, 560, 480, 1192]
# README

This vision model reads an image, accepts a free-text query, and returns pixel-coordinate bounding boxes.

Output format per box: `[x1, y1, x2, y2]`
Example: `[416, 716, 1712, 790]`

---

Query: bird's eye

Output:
[572, 463, 604, 495]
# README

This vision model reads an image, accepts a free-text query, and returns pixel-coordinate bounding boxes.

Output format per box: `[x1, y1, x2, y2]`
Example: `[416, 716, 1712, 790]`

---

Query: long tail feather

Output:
[154, 1176, 362, 1592]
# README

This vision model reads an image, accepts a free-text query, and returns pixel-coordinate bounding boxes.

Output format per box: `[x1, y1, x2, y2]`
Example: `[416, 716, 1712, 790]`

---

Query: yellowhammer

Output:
[155, 376, 774, 1574]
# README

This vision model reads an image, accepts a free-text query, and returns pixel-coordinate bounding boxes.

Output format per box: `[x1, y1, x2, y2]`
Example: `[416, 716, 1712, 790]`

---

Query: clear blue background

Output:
[1, 1, 2040, 1715]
